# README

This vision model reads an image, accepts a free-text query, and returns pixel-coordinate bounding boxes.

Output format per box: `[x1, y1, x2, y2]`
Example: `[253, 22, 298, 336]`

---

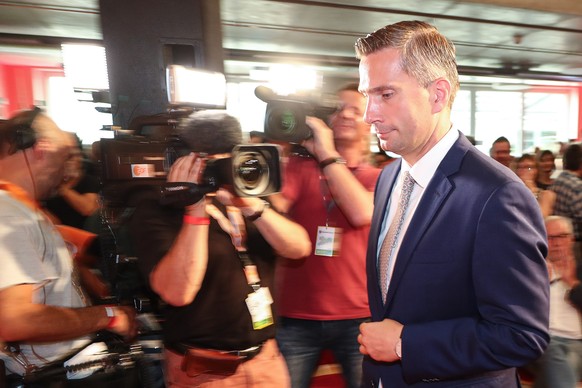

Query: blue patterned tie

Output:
[379, 171, 415, 304]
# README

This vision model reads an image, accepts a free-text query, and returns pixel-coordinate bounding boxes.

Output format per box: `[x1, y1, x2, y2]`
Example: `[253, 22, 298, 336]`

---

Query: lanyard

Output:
[317, 164, 360, 227]
[206, 204, 261, 291]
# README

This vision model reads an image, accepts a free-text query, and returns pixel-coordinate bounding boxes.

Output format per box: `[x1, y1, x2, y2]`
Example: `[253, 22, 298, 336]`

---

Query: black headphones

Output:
[6, 106, 41, 154]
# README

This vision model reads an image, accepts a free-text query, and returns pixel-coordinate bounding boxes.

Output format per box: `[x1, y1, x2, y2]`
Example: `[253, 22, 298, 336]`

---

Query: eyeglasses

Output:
[548, 233, 572, 240]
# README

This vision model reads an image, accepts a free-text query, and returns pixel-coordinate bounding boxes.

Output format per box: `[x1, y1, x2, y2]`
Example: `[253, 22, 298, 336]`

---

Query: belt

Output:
[170, 342, 265, 377]
[168, 342, 264, 361]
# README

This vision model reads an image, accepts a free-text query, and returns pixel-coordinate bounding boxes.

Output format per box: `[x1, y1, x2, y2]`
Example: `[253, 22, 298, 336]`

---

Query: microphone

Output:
[178, 110, 243, 154]
[254, 86, 276, 103]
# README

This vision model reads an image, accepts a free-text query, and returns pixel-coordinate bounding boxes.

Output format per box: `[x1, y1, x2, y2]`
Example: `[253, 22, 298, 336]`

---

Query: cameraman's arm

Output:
[217, 190, 311, 259]
[148, 154, 210, 307]
[267, 192, 291, 214]
[0, 284, 136, 342]
[58, 185, 99, 217]
[304, 116, 375, 227]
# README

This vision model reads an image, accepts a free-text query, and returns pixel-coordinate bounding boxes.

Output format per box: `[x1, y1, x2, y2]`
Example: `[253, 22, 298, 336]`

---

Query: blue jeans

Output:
[532, 335, 582, 388]
[276, 317, 368, 388]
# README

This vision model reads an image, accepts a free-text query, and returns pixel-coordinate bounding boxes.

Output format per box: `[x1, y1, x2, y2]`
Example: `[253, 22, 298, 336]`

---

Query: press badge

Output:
[246, 287, 274, 330]
[315, 226, 342, 257]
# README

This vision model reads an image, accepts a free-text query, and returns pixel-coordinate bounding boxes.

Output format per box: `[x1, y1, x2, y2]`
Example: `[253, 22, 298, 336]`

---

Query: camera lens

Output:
[264, 101, 310, 143]
[267, 106, 297, 135]
[279, 110, 297, 133]
[239, 158, 262, 186]
[232, 152, 270, 196]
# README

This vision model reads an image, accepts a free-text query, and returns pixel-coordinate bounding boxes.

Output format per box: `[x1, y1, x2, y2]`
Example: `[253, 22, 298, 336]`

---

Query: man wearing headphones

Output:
[0, 108, 137, 378]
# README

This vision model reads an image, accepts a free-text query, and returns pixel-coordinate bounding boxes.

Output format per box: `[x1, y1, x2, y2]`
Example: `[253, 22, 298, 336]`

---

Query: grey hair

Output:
[176, 110, 243, 154]
[545, 215, 574, 235]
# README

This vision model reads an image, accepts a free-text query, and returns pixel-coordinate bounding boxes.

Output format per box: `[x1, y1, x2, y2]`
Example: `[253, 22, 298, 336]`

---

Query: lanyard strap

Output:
[317, 164, 360, 226]
[318, 173, 335, 227]
[206, 204, 261, 289]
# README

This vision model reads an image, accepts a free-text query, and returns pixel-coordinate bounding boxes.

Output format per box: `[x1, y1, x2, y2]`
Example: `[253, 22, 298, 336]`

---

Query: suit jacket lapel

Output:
[383, 169, 452, 310]
[383, 136, 469, 312]
[368, 161, 400, 316]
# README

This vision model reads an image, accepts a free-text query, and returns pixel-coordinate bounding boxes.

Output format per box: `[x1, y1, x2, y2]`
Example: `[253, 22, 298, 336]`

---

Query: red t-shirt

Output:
[276, 155, 381, 320]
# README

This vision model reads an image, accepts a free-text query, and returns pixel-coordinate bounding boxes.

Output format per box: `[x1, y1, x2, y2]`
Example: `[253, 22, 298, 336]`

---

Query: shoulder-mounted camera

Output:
[255, 86, 339, 144]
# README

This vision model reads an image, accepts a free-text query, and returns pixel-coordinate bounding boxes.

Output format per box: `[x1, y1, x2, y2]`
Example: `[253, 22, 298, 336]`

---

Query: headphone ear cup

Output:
[15, 125, 37, 150]
[11, 107, 40, 152]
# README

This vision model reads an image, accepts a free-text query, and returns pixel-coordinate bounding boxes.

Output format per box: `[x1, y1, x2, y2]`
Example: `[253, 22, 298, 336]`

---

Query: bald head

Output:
[0, 109, 72, 200]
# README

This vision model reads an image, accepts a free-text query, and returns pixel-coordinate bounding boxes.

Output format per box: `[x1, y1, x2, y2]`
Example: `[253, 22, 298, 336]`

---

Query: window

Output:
[451, 86, 578, 156]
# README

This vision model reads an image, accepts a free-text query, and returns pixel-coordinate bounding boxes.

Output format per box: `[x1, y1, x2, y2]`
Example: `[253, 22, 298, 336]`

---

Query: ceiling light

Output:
[561, 67, 582, 75]
[491, 83, 530, 91]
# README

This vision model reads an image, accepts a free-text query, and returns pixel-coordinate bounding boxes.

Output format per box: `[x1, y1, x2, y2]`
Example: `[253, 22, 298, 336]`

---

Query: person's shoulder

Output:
[356, 162, 382, 180]
[285, 153, 317, 175]
[0, 191, 34, 215]
[287, 153, 316, 165]
[550, 170, 580, 190]
[457, 146, 519, 185]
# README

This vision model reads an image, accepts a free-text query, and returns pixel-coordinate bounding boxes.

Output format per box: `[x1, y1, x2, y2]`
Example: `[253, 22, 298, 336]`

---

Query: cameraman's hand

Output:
[108, 306, 138, 340]
[215, 188, 264, 217]
[167, 153, 207, 184]
[303, 116, 340, 161]
[168, 153, 208, 212]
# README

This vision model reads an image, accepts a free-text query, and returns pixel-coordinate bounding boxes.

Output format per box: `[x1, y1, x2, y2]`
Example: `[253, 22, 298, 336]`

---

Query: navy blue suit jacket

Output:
[364, 133, 549, 387]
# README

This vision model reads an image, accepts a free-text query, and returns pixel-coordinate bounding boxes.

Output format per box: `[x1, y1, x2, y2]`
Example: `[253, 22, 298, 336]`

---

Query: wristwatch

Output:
[246, 200, 270, 221]
[319, 156, 347, 170]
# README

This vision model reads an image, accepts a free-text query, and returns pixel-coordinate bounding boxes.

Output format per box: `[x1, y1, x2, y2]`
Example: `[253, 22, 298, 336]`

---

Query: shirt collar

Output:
[402, 127, 459, 189]
[0, 180, 39, 210]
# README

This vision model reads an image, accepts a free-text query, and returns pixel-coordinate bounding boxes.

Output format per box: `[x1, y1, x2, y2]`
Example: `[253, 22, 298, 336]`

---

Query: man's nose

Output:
[364, 103, 378, 125]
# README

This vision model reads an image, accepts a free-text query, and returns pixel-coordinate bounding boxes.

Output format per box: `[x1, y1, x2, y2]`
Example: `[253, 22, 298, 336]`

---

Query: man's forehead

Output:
[546, 220, 567, 232]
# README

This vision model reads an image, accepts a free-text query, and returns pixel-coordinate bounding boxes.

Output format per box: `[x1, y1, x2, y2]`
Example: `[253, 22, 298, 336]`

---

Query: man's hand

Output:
[168, 153, 208, 213]
[167, 153, 206, 184]
[358, 319, 403, 362]
[302, 116, 340, 161]
[215, 188, 264, 217]
[108, 306, 138, 340]
[551, 246, 579, 288]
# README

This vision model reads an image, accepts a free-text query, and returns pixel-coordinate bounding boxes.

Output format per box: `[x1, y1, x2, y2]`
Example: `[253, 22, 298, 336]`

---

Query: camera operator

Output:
[128, 109, 311, 387]
[0, 108, 137, 378]
[272, 83, 381, 388]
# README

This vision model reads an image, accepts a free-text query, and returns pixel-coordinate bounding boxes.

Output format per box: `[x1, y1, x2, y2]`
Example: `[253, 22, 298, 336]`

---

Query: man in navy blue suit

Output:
[355, 21, 550, 387]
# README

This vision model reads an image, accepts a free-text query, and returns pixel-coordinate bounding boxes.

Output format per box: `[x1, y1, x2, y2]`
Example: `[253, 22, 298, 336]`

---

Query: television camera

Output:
[100, 136, 282, 208]
[95, 67, 282, 311]
[101, 67, 282, 208]
[255, 85, 339, 144]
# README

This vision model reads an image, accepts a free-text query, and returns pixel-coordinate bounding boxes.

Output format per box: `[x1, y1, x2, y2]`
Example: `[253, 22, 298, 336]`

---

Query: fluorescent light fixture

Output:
[249, 67, 270, 81]
[491, 83, 530, 91]
[268, 64, 319, 96]
[562, 67, 582, 76]
[166, 65, 226, 108]
[61, 44, 109, 90]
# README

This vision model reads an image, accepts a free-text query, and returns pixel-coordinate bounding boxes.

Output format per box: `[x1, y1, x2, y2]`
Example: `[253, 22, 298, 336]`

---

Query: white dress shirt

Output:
[377, 128, 460, 293]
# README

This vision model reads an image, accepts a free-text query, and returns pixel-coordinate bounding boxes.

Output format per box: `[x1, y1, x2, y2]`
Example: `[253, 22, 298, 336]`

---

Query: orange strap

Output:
[0, 180, 38, 210]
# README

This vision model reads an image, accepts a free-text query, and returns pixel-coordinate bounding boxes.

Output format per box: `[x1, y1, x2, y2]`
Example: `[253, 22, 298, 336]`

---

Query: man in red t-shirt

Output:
[272, 83, 381, 388]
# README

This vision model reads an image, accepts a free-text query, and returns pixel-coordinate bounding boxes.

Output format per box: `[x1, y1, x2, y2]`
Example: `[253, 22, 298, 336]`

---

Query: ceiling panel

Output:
[0, 1, 100, 39]
[0, 0, 581, 83]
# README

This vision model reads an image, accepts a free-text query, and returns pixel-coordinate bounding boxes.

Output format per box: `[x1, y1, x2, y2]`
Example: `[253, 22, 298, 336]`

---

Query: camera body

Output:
[100, 137, 282, 207]
[256, 86, 338, 143]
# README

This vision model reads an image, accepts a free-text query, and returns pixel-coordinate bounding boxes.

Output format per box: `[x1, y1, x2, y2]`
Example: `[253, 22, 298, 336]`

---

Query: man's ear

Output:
[431, 78, 451, 114]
